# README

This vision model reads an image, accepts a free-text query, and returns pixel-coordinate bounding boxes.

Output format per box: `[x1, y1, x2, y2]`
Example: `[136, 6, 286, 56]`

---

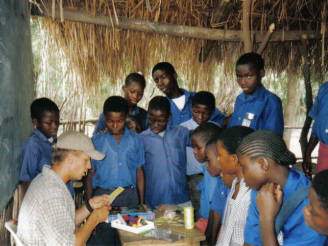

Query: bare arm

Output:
[136, 167, 145, 204]
[75, 206, 110, 246]
[256, 183, 283, 246]
[205, 210, 222, 246]
[303, 135, 319, 176]
[75, 195, 111, 226]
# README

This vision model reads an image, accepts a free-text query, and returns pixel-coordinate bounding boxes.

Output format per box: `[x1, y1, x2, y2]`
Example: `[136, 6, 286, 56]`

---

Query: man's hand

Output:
[257, 183, 283, 222]
[91, 205, 111, 224]
[89, 194, 110, 209]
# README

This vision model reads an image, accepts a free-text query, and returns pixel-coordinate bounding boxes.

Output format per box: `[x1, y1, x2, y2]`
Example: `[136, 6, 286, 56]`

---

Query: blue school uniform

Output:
[198, 166, 222, 219]
[228, 85, 284, 136]
[19, 129, 53, 182]
[19, 129, 75, 196]
[244, 168, 326, 246]
[210, 177, 229, 219]
[167, 89, 194, 128]
[92, 128, 145, 189]
[210, 108, 226, 127]
[93, 105, 148, 135]
[309, 82, 328, 144]
[140, 126, 190, 208]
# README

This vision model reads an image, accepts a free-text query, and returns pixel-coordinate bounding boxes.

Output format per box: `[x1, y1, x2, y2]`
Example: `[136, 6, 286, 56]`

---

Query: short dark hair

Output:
[236, 52, 264, 73]
[148, 96, 170, 115]
[30, 97, 59, 121]
[191, 122, 222, 145]
[152, 62, 177, 76]
[125, 72, 146, 89]
[103, 96, 129, 115]
[312, 170, 328, 211]
[218, 126, 254, 154]
[192, 91, 216, 113]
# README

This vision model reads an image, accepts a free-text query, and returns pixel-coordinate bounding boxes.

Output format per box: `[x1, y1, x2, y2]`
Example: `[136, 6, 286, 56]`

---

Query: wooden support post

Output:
[241, 0, 253, 52]
[299, 36, 313, 160]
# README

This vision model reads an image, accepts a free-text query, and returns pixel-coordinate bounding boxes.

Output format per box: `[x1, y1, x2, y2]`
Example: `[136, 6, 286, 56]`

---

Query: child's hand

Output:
[89, 194, 111, 209]
[256, 183, 283, 222]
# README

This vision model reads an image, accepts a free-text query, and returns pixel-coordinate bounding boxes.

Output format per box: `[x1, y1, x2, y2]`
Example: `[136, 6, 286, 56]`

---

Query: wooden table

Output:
[118, 212, 205, 246]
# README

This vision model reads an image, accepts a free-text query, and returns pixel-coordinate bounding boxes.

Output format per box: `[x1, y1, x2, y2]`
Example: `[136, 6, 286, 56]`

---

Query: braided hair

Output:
[237, 130, 296, 166]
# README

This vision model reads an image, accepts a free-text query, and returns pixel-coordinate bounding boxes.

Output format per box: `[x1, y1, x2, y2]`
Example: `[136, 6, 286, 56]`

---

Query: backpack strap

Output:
[275, 186, 309, 235]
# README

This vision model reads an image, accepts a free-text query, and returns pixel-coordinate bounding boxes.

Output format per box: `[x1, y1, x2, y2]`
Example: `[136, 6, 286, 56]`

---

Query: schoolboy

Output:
[303, 81, 328, 173]
[181, 92, 225, 215]
[205, 136, 233, 245]
[228, 52, 284, 136]
[140, 96, 190, 208]
[237, 131, 326, 246]
[190, 122, 224, 221]
[20, 98, 60, 190]
[94, 73, 148, 134]
[87, 96, 145, 208]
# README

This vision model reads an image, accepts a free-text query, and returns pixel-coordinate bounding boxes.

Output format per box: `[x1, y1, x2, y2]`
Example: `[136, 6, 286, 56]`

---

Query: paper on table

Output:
[109, 187, 125, 204]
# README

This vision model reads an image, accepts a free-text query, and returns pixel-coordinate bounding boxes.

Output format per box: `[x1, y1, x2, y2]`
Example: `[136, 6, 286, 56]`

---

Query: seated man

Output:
[17, 131, 111, 246]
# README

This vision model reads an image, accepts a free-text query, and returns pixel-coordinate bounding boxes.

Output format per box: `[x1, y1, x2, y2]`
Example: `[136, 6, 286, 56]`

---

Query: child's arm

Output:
[205, 210, 222, 246]
[136, 167, 145, 205]
[256, 183, 283, 246]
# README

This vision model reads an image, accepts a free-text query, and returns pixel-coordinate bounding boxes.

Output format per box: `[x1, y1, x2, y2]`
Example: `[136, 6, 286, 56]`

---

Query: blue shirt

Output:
[92, 128, 145, 189]
[140, 126, 190, 208]
[228, 85, 284, 136]
[19, 129, 53, 182]
[167, 89, 194, 128]
[244, 168, 326, 246]
[309, 82, 328, 144]
[198, 166, 223, 219]
[210, 177, 229, 219]
[93, 105, 148, 135]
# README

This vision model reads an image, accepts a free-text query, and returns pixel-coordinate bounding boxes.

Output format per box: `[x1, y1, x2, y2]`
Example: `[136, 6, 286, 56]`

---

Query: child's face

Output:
[191, 135, 206, 162]
[205, 143, 221, 176]
[236, 64, 261, 94]
[122, 81, 144, 106]
[216, 141, 238, 176]
[152, 69, 177, 96]
[104, 111, 126, 135]
[34, 111, 59, 138]
[238, 154, 268, 190]
[304, 188, 328, 235]
[192, 104, 211, 125]
[148, 109, 169, 134]
[126, 116, 141, 133]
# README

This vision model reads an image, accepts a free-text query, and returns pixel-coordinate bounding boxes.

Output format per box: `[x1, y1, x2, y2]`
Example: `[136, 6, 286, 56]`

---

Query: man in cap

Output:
[17, 131, 111, 246]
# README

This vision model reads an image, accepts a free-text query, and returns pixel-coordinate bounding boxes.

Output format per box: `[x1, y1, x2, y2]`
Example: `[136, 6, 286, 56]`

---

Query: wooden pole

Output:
[32, 6, 320, 43]
[241, 0, 253, 52]
[299, 35, 313, 160]
[257, 23, 275, 54]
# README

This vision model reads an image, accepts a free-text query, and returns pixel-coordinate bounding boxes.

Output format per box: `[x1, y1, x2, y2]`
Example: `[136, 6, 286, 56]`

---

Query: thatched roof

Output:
[32, 0, 327, 89]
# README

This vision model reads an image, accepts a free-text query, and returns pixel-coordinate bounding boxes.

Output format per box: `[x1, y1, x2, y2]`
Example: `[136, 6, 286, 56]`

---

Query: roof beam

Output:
[32, 7, 320, 42]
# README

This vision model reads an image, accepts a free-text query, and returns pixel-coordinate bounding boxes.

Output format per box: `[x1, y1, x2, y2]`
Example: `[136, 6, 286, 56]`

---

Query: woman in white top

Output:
[215, 126, 254, 246]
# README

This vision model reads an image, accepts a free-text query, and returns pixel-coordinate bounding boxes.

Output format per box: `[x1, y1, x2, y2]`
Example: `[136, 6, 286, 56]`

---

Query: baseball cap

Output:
[54, 131, 105, 160]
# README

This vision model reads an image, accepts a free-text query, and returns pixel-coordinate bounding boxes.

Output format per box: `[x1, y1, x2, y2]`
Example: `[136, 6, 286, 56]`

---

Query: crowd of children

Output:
[18, 52, 328, 245]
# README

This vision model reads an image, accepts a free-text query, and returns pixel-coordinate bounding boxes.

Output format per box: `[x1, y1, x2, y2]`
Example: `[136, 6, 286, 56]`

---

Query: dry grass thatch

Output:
[31, 0, 328, 118]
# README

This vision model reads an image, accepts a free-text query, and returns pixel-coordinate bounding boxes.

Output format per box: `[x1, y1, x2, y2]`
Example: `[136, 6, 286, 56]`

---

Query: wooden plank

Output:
[33, 6, 320, 42]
